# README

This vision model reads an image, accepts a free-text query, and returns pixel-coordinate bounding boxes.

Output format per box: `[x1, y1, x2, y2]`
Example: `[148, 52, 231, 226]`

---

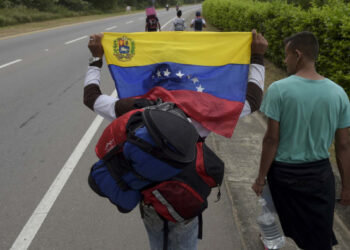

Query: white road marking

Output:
[64, 35, 88, 45]
[161, 18, 175, 30]
[0, 59, 22, 69]
[44, 49, 49, 52]
[139, 17, 144, 20]
[126, 20, 134, 24]
[9, 90, 117, 250]
[105, 25, 117, 31]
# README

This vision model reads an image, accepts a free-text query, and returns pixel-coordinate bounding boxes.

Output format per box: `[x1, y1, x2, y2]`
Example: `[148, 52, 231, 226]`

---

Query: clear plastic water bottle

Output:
[257, 197, 286, 249]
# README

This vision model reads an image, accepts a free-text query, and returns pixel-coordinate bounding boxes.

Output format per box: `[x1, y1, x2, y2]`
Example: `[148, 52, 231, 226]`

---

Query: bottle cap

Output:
[258, 198, 267, 206]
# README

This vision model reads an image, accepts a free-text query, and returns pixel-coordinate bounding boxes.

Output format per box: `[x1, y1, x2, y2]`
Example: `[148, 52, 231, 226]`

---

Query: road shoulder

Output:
[206, 111, 350, 249]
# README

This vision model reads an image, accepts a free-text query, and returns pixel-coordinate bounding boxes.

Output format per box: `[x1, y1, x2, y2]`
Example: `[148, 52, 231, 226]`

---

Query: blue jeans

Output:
[141, 203, 199, 250]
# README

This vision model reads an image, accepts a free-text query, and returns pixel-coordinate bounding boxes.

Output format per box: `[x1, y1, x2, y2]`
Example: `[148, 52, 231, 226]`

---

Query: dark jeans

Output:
[267, 159, 337, 250]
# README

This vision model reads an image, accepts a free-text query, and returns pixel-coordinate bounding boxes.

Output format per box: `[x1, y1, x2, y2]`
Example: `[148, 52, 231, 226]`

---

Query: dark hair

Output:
[196, 11, 201, 17]
[177, 10, 182, 17]
[284, 31, 319, 61]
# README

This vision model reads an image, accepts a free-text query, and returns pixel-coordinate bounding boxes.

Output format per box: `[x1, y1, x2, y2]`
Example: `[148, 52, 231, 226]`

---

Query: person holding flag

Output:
[84, 30, 268, 250]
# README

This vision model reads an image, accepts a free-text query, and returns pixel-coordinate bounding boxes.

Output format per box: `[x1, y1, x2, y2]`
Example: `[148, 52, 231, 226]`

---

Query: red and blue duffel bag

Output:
[88, 103, 200, 212]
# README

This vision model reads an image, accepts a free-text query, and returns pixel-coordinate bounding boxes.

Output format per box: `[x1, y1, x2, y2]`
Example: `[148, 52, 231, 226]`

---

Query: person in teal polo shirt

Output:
[252, 31, 350, 250]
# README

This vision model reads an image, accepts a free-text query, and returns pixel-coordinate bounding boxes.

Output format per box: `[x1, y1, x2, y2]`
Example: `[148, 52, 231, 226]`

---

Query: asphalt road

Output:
[0, 5, 242, 250]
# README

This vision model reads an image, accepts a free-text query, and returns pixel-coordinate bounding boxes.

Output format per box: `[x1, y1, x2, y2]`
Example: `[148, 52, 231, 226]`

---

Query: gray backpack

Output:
[174, 18, 185, 31]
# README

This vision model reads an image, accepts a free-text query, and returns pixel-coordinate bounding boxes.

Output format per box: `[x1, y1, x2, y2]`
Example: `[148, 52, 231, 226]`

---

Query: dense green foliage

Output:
[0, 5, 80, 26]
[0, 0, 201, 10]
[0, 0, 202, 27]
[259, 0, 350, 9]
[203, 0, 350, 96]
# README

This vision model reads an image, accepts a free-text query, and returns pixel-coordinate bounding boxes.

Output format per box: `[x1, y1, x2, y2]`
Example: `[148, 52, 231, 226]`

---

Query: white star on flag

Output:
[191, 77, 199, 84]
[176, 71, 184, 78]
[105, 139, 115, 151]
[196, 85, 205, 92]
[156, 70, 162, 78]
[163, 68, 171, 77]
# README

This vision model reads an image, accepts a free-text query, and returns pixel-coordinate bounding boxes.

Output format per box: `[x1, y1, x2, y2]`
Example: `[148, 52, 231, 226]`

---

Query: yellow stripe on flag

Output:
[102, 32, 252, 67]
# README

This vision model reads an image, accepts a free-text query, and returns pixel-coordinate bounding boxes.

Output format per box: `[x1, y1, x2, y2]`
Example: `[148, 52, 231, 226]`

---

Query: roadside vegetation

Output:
[0, 0, 202, 27]
[204, 4, 341, 164]
[203, 0, 350, 97]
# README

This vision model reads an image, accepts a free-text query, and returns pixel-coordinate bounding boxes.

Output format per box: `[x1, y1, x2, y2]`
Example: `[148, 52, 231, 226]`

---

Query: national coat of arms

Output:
[113, 36, 135, 61]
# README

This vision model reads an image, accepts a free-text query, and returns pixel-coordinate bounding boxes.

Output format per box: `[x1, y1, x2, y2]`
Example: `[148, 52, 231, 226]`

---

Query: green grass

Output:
[0, 9, 143, 38]
[0, 6, 78, 27]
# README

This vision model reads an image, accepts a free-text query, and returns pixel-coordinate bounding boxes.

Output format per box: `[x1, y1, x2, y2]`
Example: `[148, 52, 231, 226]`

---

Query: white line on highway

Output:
[64, 35, 88, 45]
[10, 90, 117, 250]
[161, 18, 175, 30]
[139, 17, 144, 20]
[105, 25, 117, 31]
[126, 20, 134, 24]
[0, 59, 22, 69]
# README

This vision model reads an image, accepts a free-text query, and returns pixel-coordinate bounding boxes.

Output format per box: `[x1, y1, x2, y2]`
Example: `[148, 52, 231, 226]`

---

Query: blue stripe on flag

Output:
[108, 62, 249, 102]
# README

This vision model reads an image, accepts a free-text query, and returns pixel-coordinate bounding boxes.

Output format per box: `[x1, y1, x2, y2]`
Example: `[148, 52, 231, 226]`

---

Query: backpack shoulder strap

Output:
[101, 145, 133, 191]
[126, 133, 161, 157]
[105, 157, 130, 191]
[163, 219, 169, 250]
[198, 213, 203, 239]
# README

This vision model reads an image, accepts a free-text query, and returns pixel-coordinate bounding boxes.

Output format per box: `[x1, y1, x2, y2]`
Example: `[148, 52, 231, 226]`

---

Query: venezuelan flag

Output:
[102, 32, 252, 138]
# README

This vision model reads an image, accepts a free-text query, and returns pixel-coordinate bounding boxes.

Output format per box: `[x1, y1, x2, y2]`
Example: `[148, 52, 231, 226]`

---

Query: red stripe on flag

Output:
[140, 87, 243, 138]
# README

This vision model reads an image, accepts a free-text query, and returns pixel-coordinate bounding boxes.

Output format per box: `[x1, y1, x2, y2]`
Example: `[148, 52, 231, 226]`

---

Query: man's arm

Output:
[84, 33, 119, 121]
[158, 20, 161, 31]
[84, 33, 155, 120]
[335, 127, 350, 206]
[252, 118, 280, 196]
[240, 29, 268, 118]
[190, 29, 268, 138]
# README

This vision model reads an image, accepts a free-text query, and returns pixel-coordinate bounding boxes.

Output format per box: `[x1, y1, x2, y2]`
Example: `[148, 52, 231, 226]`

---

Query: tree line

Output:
[203, 0, 350, 96]
[258, 0, 349, 9]
[0, 0, 202, 11]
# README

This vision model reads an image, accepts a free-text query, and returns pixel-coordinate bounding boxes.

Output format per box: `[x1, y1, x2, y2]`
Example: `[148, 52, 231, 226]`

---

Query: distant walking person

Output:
[190, 11, 206, 31]
[252, 31, 350, 250]
[145, 7, 161, 32]
[173, 10, 186, 31]
[146, 15, 160, 32]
